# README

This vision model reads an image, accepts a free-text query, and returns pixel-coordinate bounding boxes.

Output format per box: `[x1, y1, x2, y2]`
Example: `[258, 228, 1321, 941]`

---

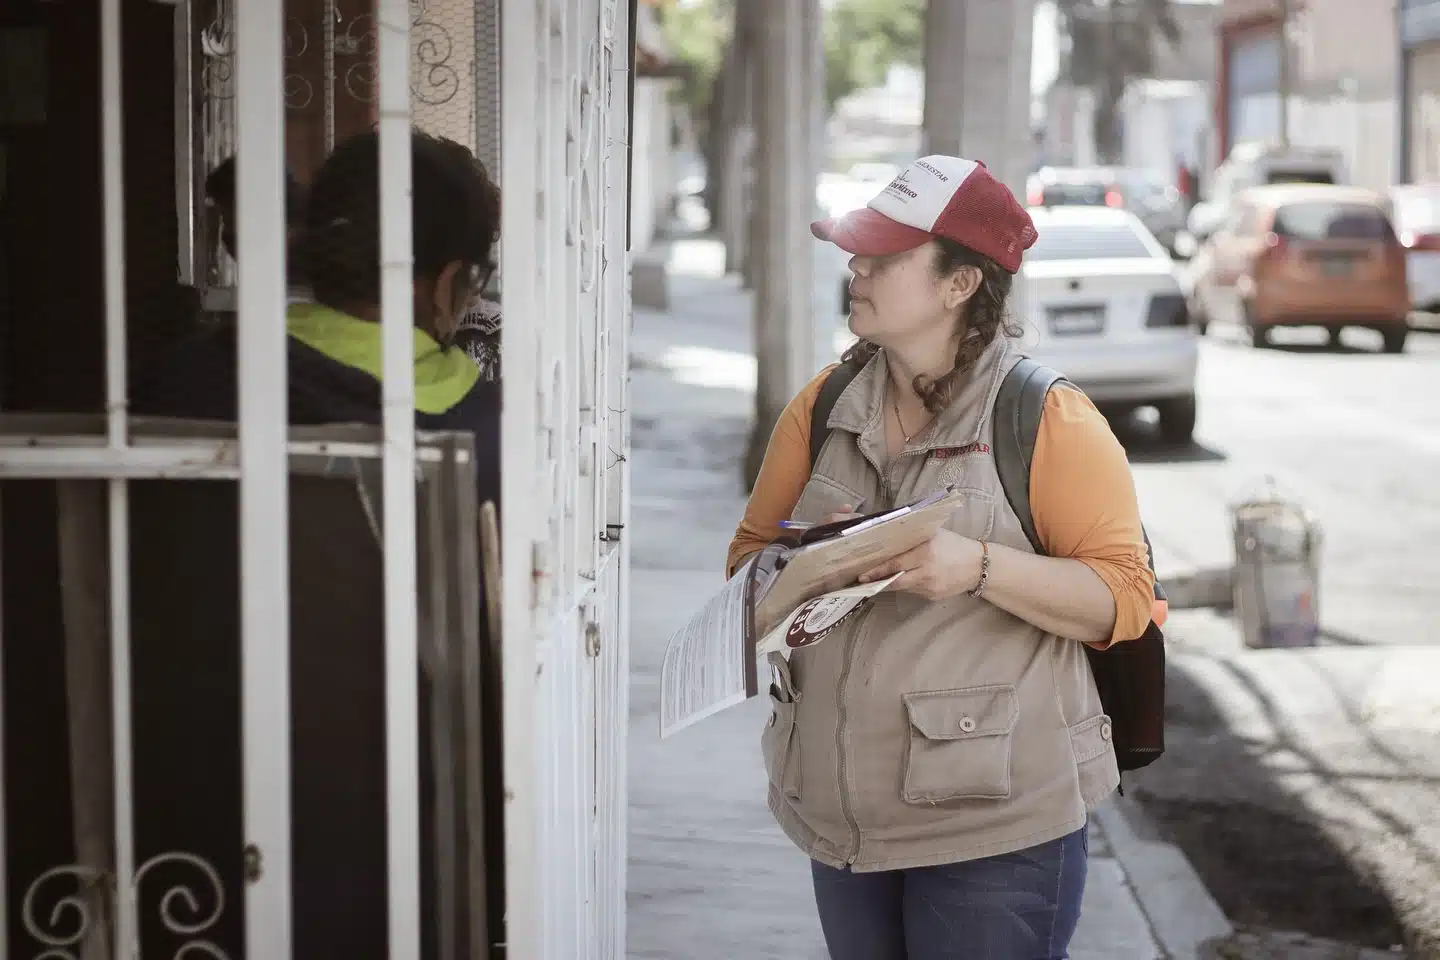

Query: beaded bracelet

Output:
[968, 540, 991, 598]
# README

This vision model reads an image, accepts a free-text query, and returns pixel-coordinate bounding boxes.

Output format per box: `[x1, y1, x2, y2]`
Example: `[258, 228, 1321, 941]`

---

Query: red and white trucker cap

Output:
[811, 155, 1038, 273]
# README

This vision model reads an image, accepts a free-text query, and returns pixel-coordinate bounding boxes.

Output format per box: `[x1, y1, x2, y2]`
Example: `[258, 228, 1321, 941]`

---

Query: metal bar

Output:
[101, 0, 128, 453]
[59, 482, 117, 960]
[604, 3, 634, 951]
[235, 0, 293, 954]
[377, 0, 421, 955]
[422, 465, 457, 960]
[0, 492, 8, 960]
[175, 0, 198, 287]
[106, 478, 133, 959]
[626, 0, 637, 252]
[453, 448, 490, 960]
[0, 441, 464, 478]
[324, 0, 336, 153]
[500, 0, 542, 949]
[99, 0, 140, 955]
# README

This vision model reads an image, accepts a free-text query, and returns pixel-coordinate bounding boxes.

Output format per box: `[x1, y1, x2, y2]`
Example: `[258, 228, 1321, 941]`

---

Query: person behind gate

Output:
[727, 156, 1157, 960]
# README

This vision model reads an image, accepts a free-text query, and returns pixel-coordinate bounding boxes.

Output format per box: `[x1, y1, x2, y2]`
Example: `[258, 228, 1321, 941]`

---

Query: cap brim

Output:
[811, 207, 933, 256]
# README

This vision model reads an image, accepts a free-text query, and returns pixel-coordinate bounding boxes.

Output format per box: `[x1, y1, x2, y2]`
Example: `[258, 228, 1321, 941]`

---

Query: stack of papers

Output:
[659, 487, 969, 738]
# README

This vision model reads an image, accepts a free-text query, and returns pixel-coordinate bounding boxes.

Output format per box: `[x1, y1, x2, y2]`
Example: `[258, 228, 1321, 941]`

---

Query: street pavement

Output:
[1116, 317, 1440, 957]
[625, 237, 1228, 960]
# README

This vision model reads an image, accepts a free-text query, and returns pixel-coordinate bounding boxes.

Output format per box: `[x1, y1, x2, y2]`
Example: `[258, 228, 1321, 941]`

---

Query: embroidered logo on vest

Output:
[930, 441, 990, 461]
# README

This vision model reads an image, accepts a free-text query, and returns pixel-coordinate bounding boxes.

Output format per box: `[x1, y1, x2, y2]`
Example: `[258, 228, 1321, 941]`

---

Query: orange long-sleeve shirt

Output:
[726, 365, 1161, 647]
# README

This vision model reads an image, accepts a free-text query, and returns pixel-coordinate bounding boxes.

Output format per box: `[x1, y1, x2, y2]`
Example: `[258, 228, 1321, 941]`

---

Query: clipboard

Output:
[739, 485, 970, 694]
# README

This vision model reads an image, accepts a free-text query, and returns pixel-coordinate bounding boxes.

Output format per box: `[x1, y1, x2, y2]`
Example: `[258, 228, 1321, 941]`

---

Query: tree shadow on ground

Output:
[1128, 658, 1411, 952]
[1106, 410, 1229, 465]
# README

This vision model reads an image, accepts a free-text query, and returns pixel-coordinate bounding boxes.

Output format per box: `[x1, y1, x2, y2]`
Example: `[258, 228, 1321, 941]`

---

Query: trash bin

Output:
[1231, 480, 1322, 649]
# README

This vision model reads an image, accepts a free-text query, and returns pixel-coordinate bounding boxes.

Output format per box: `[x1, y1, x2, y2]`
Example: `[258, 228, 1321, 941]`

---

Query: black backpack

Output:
[808, 357, 1166, 774]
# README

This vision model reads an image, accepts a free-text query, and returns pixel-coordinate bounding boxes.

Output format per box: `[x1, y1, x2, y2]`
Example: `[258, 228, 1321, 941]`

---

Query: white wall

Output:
[629, 79, 674, 254]
[1232, 92, 1396, 191]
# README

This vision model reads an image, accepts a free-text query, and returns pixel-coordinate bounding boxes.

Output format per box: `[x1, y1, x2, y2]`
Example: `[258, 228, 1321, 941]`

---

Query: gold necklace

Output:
[890, 389, 931, 444]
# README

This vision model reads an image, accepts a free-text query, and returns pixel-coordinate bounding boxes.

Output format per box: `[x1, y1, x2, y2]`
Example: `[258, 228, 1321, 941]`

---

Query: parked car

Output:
[1391, 183, 1440, 313]
[1028, 166, 1187, 254]
[1027, 168, 1111, 207]
[1021, 205, 1199, 443]
[1188, 184, 1409, 352]
[1186, 142, 1347, 245]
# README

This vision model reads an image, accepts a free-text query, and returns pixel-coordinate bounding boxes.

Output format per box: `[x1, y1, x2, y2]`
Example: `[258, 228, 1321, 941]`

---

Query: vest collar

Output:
[829, 333, 1017, 459]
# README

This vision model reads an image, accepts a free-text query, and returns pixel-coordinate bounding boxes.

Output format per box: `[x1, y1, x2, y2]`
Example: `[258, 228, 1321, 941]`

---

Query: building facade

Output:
[1400, 0, 1440, 182]
[1217, 0, 1399, 190]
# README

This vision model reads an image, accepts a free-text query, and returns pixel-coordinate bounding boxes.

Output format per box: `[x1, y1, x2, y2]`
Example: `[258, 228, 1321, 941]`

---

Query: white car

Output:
[1392, 183, 1440, 313]
[1021, 205, 1199, 444]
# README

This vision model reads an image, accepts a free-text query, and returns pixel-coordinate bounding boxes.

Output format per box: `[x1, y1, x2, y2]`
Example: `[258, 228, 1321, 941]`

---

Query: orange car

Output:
[1190, 184, 1410, 352]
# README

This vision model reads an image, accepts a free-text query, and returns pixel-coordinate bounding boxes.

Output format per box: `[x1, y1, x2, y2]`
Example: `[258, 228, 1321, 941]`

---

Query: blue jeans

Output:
[810, 826, 1089, 960]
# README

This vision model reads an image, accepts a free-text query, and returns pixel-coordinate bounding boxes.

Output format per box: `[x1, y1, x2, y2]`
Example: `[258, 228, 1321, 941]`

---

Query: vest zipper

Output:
[832, 438, 928, 865]
[835, 602, 876, 864]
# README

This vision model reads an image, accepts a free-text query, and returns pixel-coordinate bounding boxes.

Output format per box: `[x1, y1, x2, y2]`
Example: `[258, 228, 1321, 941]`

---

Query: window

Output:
[1271, 202, 1395, 241]
[1118, 170, 1173, 203]
[1038, 182, 1109, 206]
[1027, 222, 1158, 261]
[1265, 169, 1336, 186]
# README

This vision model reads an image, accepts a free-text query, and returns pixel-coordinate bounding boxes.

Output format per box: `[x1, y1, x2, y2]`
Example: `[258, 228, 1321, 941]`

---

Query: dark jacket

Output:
[134, 301, 500, 509]
[129, 302, 499, 959]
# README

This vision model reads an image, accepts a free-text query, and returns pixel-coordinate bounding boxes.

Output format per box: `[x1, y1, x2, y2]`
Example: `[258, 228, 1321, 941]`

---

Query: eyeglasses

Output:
[473, 260, 497, 297]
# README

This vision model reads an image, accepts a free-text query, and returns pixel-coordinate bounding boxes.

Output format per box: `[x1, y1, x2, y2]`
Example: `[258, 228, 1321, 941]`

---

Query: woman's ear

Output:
[946, 265, 982, 311]
[431, 260, 467, 340]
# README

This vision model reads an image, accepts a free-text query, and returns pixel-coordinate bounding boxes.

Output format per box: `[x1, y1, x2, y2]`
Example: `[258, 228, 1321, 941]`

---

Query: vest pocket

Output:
[792, 474, 869, 525]
[940, 485, 996, 542]
[901, 685, 1019, 803]
[1068, 713, 1116, 768]
[762, 690, 802, 801]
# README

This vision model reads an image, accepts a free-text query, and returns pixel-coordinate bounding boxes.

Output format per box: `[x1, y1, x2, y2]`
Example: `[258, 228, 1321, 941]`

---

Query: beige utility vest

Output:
[763, 334, 1119, 873]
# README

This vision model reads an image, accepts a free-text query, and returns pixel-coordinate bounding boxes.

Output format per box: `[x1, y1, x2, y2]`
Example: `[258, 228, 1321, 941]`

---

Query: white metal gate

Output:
[499, 0, 632, 955]
[0, 0, 632, 955]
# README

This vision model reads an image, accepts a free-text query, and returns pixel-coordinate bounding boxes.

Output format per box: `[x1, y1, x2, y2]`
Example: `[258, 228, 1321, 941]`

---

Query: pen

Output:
[778, 498, 867, 531]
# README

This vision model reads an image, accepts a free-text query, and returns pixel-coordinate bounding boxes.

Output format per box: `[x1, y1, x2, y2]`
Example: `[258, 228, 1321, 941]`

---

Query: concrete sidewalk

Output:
[625, 237, 1230, 959]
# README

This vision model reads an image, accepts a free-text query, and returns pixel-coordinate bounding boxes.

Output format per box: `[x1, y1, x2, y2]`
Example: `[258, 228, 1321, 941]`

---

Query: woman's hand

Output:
[857, 529, 984, 601]
[823, 503, 864, 526]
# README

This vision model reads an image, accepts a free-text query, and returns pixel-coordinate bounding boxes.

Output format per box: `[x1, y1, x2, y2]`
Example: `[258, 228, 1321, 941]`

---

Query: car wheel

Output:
[1157, 394, 1197, 445]
[1381, 326, 1408, 354]
[1243, 305, 1270, 348]
[1187, 295, 1210, 336]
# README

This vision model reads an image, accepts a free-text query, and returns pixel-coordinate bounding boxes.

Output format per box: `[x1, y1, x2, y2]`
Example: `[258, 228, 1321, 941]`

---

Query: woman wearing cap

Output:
[727, 156, 1155, 959]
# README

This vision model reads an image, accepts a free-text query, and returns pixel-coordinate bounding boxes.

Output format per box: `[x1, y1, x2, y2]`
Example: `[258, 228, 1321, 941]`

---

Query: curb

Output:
[1094, 796, 1234, 960]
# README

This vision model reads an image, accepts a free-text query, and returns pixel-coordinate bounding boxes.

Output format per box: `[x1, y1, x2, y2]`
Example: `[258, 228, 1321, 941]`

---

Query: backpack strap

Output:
[993, 357, 1166, 600]
[993, 358, 1068, 553]
[808, 361, 864, 474]
[994, 358, 1168, 777]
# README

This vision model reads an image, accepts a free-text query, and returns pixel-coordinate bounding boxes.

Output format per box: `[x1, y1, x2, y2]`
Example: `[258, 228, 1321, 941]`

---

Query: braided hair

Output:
[841, 237, 1021, 413]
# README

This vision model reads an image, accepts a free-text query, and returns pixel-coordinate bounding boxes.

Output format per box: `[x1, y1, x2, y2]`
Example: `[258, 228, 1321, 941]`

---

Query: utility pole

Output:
[1277, 0, 1291, 147]
[715, 5, 756, 279]
[922, 0, 1036, 362]
[744, 0, 820, 490]
[922, 0, 1035, 198]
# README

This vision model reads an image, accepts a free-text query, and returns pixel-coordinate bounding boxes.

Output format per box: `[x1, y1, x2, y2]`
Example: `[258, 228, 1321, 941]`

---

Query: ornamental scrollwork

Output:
[21, 865, 108, 960]
[133, 851, 231, 958]
[199, 11, 315, 110]
[21, 853, 230, 959]
[339, 0, 459, 108]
